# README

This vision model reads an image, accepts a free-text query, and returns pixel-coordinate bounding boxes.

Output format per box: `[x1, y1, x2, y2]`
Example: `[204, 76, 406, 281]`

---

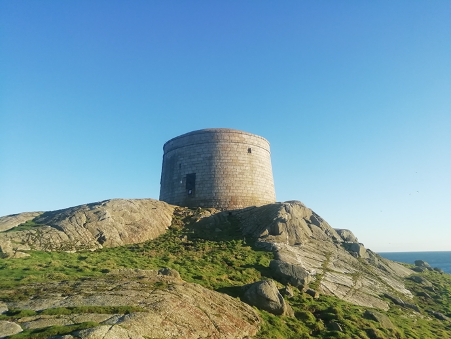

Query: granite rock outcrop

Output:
[0, 199, 174, 253]
[0, 269, 261, 339]
[0, 212, 43, 232]
[1, 199, 416, 312]
[195, 201, 413, 310]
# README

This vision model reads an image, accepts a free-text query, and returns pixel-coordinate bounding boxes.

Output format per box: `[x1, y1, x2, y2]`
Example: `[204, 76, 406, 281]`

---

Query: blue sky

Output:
[1, 1, 450, 252]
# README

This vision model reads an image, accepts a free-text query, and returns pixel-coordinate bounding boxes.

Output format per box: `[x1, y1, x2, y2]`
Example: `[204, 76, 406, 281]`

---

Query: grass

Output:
[0, 213, 273, 293]
[7, 322, 99, 339]
[4, 219, 43, 233]
[1, 208, 451, 338]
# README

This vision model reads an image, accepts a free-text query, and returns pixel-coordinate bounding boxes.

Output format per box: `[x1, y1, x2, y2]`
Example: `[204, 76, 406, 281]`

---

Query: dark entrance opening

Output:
[186, 173, 196, 195]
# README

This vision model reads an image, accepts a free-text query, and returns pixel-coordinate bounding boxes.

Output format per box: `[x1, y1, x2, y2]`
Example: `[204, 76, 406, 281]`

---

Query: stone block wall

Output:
[159, 128, 276, 210]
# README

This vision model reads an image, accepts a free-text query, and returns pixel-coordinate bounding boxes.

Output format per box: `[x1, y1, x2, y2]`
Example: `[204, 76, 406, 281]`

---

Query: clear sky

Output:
[1, 1, 450, 252]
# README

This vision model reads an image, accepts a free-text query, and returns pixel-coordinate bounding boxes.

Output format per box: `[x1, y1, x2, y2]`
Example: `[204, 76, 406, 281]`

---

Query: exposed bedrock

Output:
[0, 212, 43, 232]
[196, 200, 413, 310]
[1, 199, 415, 310]
[0, 199, 174, 252]
[1, 269, 260, 339]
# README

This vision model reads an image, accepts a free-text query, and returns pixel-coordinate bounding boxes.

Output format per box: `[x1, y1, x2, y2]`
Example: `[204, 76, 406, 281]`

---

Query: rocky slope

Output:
[0, 269, 260, 338]
[0, 212, 43, 232]
[1, 200, 413, 310]
[1, 198, 446, 338]
[194, 201, 413, 310]
[0, 199, 174, 255]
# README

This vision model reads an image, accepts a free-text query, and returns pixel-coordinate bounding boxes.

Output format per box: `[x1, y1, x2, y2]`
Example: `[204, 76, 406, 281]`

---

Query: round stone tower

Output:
[159, 128, 276, 210]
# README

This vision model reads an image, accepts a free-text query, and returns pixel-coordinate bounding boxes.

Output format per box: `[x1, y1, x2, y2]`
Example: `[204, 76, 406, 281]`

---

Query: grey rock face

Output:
[328, 321, 343, 332]
[0, 239, 29, 259]
[383, 293, 420, 311]
[417, 291, 432, 298]
[409, 275, 433, 287]
[384, 293, 405, 306]
[280, 286, 294, 298]
[305, 289, 319, 299]
[342, 242, 368, 258]
[428, 311, 450, 322]
[0, 199, 174, 252]
[269, 260, 311, 289]
[158, 267, 181, 280]
[334, 229, 358, 243]
[404, 302, 421, 312]
[415, 260, 431, 268]
[242, 280, 294, 316]
[3, 269, 260, 339]
[412, 266, 428, 272]
[0, 302, 7, 314]
[0, 212, 42, 232]
[74, 325, 142, 339]
[0, 320, 23, 337]
[364, 310, 395, 329]
[226, 201, 413, 310]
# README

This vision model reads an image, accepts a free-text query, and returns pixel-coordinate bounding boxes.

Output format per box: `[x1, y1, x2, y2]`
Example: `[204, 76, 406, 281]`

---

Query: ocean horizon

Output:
[378, 251, 451, 274]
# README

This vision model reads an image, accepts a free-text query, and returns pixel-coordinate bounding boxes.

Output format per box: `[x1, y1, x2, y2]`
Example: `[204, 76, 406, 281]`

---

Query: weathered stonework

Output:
[159, 128, 276, 210]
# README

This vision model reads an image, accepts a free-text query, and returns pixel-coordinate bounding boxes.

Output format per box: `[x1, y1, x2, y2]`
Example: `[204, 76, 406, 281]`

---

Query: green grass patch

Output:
[7, 322, 99, 339]
[0, 213, 273, 293]
[4, 219, 44, 233]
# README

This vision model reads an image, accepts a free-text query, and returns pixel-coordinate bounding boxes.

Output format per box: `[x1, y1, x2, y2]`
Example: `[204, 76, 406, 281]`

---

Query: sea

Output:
[378, 251, 451, 274]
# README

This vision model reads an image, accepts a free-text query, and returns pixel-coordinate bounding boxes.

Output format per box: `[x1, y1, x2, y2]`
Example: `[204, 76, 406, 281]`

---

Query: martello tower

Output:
[159, 128, 276, 210]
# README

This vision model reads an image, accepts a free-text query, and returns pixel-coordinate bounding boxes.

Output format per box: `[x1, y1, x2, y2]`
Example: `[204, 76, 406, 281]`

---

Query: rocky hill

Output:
[1, 199, 450, 338]
[0, 199, 174, 254]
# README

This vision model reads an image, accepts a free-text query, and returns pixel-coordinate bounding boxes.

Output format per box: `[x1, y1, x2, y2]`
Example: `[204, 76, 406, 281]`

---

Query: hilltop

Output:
[0, 199, 450, 338]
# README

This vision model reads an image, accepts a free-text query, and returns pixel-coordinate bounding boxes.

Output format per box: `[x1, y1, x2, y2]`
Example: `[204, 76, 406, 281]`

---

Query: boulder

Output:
[404, 302, 420, 312]
[417, 291, 432, 299]
[269, 260, 311, 289]
[0, 321, 23, 337]
[428, 311, 450, 322]
[158, 267, 181, 280]
[234, 201, 343, 245]
[0, 239, 29, 259]
[415, 260, 431, 268]
[0, 302, 7, 314]
[280, 285, 294, 298]
[334, 229, 358, 243]
[364, 310, 395, 329]
[384, 293, 405, 306]
[409, 276, 433, 287]
[383, 293, 420, 312]
[305, 289, 319, 299]
[0, 239, 13, 258]
[242, 280, 294, 316]
[412, 266, 428, 273]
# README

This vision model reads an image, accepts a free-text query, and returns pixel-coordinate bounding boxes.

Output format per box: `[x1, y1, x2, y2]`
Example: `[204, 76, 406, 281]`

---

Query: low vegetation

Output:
[6, 322, 99, 339]
[1, 209, 451, 338]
